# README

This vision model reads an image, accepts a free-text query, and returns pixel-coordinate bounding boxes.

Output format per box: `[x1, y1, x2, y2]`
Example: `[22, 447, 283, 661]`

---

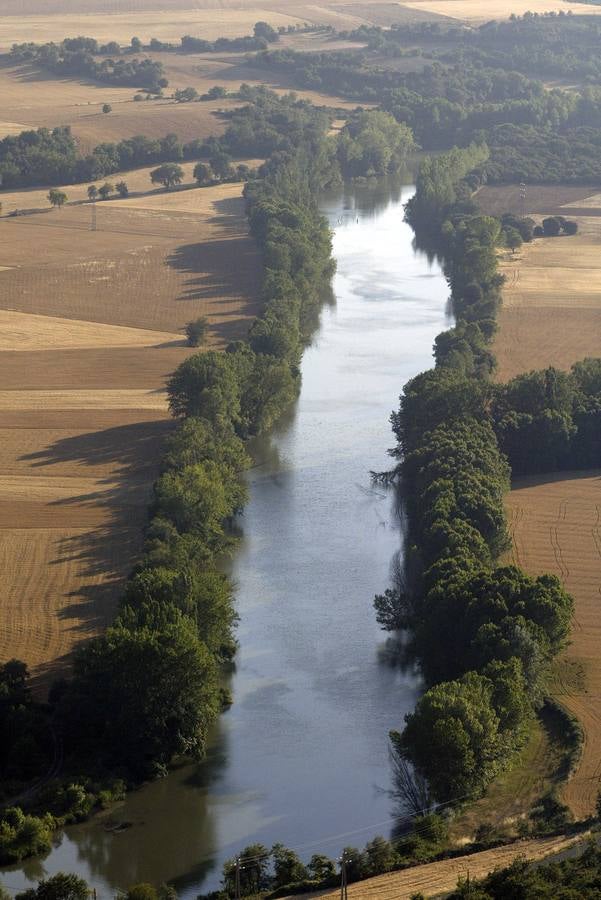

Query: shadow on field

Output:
[22, 420, 173, 687]
[166, 230, 261, 344]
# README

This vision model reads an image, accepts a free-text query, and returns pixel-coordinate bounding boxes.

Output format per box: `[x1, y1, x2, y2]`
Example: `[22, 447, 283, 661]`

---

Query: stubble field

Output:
[0, 181, 260, 690]
[484, 185, 601, 820]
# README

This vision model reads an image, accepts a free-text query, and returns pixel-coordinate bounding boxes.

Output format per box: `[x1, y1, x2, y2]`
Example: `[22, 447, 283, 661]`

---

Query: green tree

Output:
[254, 21, 279, 42]
[167, 351, 241, 425]
[153, 464, 232, 538]
[98, 182, 113, 200]
[15, 873, 90, 900]
[87, 184, 97, 200]
[125, 885, 159, 900]
[542, 216, 561, 236]
[396, 671, 505, 802]
[185, 316, 208, 346]
[48, 189, 67, 208]
[193, 162, 213, 186]
[150, 163, 184, 189]
[174, 87, 198, 102]
[102, 103, 112, 114]
[308, 854, 336, 882]
[271, 843, 308, 887]
[116, 181, 129, 197]
[504, 226, 522, 254]
[65, 617, 220, 776]
[130, 36, 142, 53]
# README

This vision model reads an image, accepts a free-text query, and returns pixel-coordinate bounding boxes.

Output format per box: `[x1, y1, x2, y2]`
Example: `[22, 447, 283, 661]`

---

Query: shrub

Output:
[185, 316, 208, 346]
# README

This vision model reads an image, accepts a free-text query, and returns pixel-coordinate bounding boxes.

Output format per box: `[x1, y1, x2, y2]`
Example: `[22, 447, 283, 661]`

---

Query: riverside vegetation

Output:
[2, 11, 601, 894]
[0, 94, 415, 866]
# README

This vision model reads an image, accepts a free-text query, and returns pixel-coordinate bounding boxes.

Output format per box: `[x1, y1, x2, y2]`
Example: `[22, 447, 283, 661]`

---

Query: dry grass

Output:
[402, 0, 601, 22]
[0, 180, 259, 687]
[0, 9, 305, 50]
[0, 310, 179, 351]
[450, 718, 561, 843]
[506, 473, 601, 820]
[288, 834, 586, 899]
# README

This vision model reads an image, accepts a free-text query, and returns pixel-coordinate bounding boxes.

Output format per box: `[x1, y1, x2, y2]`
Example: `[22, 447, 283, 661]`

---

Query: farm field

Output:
[488, 192, 601, 381]
[402, 0, 601, 20]
[485, 187, 601, 820]
[0, 181, 260, 691]
[0, 46, 365, 150]
[288, 833, 586, 899]
[506, 473, 601, 820]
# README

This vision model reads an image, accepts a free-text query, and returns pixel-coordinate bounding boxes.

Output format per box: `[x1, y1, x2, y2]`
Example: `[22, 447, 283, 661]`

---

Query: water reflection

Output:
[4, 179, 450, 898]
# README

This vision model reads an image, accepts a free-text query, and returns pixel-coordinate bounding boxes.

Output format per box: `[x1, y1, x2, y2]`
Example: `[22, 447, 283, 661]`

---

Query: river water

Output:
[5, 180, 450, 897]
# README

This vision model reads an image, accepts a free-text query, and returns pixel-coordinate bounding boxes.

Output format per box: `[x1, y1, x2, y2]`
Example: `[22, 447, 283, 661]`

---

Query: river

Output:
[5, 179, 450, 897]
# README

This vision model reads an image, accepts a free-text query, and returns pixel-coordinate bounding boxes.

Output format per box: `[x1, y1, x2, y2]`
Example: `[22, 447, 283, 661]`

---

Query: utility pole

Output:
[339, 856, 348, 900]
[235, 858, 241, 900]
[91, 199, 97, 231]
[519, 182, 527, 218]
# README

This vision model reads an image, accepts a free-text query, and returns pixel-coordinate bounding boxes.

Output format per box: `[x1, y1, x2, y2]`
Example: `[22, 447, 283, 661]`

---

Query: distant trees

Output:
[150, 163, 184, 189]
[174, 86, 198, 102]
[254, 21, 279, 43]
[542, 215, 561, 236]
[337, 110, 415, 178]
[47, 189, 67, 207]
[504, 226, 522, 253]
[102, 103, 112, 114]
[115, 180, 129, 197]
[98, 182, 113, 199]
[87, 184, 97, 200]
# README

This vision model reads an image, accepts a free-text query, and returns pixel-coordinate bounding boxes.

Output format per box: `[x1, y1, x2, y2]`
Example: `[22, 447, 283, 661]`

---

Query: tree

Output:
[15, 873, 90, 900]
[209, 152, 234, 181]
[130, 36, 142, 53]
[542, 216, 561, 236]
[48, 189, 67, 208]
[254, 21, 279, 42]
[64, 617, 220, 776]
[167, 351, 241, 425]
[308, 854, 336, 882]
[125, 885, 158, 900]
[396, 671, 506, 802]
[193, 162, 213, 186]
[174, 87, 198, 102]
[271, 843, 308, 887]
[185, 316, 208, 347]
[102, 103, 112, 114]
[504, 227, 522, 254]
[563, 219, 578, 235]
[150, 163, 184, 189]
[87, 185, 97, 201]
[98, 182, 113, 200]
[116, 181, 129, 197]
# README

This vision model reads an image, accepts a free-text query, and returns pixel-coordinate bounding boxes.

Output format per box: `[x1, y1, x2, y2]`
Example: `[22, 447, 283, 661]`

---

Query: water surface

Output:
[5, 180, 450, 897]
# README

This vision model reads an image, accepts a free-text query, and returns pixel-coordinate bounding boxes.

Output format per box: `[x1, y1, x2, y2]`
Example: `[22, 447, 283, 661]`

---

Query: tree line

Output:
[2, 89, 408, 864]
[377, 147, 582, 816]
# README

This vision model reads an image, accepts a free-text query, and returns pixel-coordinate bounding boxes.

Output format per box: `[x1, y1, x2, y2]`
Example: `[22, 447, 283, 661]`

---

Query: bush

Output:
[185, 316, 208, 346]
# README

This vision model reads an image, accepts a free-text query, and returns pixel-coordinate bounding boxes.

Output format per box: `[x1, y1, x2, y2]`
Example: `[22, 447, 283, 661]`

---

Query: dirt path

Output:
[287, 833, 585, 899]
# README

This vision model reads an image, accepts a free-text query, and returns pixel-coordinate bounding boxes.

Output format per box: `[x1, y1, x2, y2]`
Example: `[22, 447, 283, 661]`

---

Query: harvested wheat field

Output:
[288, 833, 586, 899]
[0, 181, 260, 690]
[507, 474, 601, 819]
[402, 0, 601, 22]
[489, 189, 601, 820]
[494, 215, 601, 382]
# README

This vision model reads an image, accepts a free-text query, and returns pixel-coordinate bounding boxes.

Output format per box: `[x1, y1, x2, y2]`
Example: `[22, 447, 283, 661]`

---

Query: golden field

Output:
[0, 181, 260, 689]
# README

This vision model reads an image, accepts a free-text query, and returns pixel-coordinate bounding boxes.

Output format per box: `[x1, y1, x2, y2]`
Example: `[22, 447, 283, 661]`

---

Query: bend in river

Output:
[6, 179, 451, 898]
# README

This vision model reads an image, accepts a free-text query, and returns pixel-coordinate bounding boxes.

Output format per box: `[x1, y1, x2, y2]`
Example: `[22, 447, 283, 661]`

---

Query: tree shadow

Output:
[21, 420, 174, 691]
